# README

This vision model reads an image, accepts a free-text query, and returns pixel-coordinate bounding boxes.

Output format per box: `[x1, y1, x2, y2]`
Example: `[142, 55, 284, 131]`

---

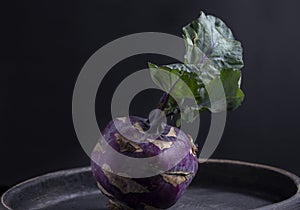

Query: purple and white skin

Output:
[91, 116, 198, 209]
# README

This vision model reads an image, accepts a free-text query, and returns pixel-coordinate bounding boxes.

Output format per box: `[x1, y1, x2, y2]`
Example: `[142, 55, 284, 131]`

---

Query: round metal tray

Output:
[1, 159, 300, 210]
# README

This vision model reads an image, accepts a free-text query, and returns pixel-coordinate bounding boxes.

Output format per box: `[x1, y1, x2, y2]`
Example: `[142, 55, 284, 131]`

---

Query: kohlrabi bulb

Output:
[91, 116, 198, 209]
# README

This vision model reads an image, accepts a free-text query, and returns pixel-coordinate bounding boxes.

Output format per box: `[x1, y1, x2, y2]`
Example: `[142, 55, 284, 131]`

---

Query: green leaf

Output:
[149, 63, 199, 100]
[149, 11, 245, 125]
[220, 69, 244, 110]
[183, 11, 244, 70]
[149, 63, 244, 115]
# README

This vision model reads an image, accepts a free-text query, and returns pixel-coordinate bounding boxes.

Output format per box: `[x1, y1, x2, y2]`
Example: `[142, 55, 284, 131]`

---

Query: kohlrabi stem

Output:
[148, 78, 181, 130]
[157, 78, 180, 111]
[157, 92, 170, 110]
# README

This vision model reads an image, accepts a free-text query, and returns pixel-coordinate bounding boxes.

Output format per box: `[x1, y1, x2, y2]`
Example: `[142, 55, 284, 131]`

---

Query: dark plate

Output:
[1, 159, 300, 210]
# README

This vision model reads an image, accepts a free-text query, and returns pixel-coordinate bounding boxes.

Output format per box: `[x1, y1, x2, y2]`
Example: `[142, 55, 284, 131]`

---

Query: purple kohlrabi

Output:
[91, 116, 198, 209]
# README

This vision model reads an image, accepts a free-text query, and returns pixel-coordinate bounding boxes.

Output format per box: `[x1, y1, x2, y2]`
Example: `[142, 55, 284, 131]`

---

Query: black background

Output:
[1, 0, 300, 193]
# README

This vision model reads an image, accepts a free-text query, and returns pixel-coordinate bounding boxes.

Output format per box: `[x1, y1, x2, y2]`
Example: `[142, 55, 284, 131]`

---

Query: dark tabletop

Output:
[0, 186, 10, 197]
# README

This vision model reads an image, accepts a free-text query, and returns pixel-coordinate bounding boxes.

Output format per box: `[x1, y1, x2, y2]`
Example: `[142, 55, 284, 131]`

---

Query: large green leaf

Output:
[149, 11, 245, 125]
[183, 11, 244, 70]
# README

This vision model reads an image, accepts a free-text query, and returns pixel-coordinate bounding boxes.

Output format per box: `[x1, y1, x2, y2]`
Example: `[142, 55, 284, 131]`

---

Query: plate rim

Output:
[2, 159, 300, 210]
